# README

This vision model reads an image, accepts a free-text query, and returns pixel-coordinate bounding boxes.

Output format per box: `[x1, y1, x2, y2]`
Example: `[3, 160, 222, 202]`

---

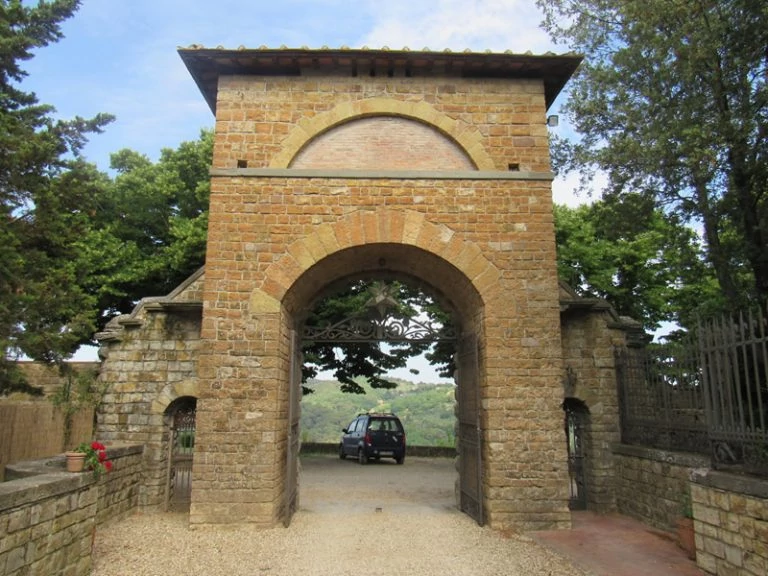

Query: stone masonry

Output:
[177, 47, 581, 531]
[92, 48, 651, 533]
[690, 469, 768, 576]
[0, 444, 142, 576]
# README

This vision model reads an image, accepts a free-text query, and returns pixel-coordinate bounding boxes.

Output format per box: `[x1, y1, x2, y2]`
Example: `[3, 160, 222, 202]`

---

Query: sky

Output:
[18, 0, 594, 371]
[21, 0, 587, 204]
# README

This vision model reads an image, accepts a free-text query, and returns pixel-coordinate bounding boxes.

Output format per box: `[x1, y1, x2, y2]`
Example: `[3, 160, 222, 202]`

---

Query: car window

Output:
[371, 418, 401, 431]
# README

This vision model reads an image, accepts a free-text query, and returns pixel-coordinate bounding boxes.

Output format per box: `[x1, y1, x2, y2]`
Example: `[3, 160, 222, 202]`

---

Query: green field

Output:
[300, 378, 456, 447]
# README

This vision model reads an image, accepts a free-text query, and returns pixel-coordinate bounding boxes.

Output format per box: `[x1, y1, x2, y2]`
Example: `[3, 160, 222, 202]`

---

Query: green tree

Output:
[538, 0, 768, 310]
[302, 280, 455, 394]
[555, 194, 721, 330]
[83, 130, 212, 328]
[0, 0, 112, 394]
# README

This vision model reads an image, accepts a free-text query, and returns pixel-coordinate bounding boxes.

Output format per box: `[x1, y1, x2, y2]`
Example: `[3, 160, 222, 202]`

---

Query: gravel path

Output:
[92, 455, 589, 576]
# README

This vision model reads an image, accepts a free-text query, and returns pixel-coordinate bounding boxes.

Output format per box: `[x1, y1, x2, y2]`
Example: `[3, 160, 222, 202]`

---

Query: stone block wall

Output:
[95, 445, 144, 526]
[191, 68, 573, 531]
[613, 443, 709, 532]
[97, 301, 202, 509]
[0, 444, 143, 576]
[613, 444, 768, 575]
[14, 362, 100, 398]
[690, 469, 768, 576]
[559, 303, 639, 512]
[213, 76, 550, 172]
[0, 477, 94, 576]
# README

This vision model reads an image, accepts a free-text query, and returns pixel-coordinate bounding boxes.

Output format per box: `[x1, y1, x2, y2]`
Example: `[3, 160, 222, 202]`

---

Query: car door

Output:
[342, 418, 359, 456]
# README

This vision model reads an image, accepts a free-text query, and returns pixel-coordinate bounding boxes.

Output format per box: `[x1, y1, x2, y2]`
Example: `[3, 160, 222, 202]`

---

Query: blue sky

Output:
[21, 0, 587, 204]
[19, 0, 592, 369]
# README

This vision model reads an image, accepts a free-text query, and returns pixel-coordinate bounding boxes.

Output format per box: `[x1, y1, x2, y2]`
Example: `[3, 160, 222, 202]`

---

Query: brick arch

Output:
[269, 98, 495, 170]
[251, 208, 499, 312]
[151, 380, 199, 415]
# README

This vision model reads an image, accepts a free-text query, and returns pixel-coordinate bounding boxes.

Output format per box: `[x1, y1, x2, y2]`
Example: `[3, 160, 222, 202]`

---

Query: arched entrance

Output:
[285, 280, 484, 525]
[563, 398, 589, 511]
[164, 396, 197, 511]
[180, 46, 578, 532]
[279, 246, 485, 527]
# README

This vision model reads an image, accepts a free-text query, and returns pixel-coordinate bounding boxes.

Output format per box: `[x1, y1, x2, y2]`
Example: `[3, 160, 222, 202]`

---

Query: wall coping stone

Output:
[209, 168, 555, 181]
[1, 443, 144, 513]
[690, 468, 768, 500]
[612, 443, 710, 468]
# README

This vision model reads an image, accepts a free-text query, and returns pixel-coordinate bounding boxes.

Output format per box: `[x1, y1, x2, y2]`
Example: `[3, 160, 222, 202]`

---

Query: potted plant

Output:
[676, 489, 696, 560]
[65, 441, 113, 478]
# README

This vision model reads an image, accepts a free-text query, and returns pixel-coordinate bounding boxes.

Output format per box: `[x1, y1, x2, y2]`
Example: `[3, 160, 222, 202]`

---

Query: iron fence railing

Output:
[616, 340, 709, 455]
[616, 307, 768, 478]
[699, 308, 768, 475]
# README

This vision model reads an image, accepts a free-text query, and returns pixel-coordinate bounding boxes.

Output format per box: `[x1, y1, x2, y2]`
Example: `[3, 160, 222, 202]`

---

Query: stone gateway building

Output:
[95, 47, 642, 532]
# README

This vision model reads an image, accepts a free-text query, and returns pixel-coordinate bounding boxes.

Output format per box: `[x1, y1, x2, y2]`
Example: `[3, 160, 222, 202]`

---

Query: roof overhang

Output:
[178, 46, 583, 114]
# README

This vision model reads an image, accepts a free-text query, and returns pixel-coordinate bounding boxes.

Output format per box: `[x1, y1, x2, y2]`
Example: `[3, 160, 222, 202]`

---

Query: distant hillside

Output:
[300, 378, 456, 447]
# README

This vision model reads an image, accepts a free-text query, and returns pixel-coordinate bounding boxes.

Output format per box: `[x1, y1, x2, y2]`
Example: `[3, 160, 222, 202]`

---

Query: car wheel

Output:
[358, 449, 368, 465]
[339, 444, 346, 459]
[395, 453, 405, 465]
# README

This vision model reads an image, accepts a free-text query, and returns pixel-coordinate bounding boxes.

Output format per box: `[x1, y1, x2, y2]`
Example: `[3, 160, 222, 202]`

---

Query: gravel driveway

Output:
[92, 455, 588, 576]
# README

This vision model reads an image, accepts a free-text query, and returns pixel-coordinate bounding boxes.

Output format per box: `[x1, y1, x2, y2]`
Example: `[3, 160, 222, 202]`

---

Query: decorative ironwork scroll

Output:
[304, 315, 457, 343]
[303, 282, 458, 343]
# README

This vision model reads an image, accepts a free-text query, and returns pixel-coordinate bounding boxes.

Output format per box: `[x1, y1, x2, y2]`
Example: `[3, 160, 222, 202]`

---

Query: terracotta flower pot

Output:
[65, 451, 86, 473]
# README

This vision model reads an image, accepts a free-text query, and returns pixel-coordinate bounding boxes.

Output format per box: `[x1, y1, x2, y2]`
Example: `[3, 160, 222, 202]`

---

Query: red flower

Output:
[91, 441, 105, 451]
[104, 461, 113, 472]
[98, 450, 107, 462]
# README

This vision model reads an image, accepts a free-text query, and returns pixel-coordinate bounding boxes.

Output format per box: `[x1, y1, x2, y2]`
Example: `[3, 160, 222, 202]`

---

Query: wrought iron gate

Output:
[165, 405, 196, 511]
[563, 400, 587, 510]
[301, 281, 477, 520]
[457, 333, 483, 525]
[283, 329, 301, 527]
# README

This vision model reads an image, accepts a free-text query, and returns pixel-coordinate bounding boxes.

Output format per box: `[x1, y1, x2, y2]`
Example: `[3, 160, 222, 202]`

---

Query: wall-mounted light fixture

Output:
[547, 115, 559, 127]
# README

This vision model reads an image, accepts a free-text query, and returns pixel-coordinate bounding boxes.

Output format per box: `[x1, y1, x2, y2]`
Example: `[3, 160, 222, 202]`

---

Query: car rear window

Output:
[369, 418, 402, 432]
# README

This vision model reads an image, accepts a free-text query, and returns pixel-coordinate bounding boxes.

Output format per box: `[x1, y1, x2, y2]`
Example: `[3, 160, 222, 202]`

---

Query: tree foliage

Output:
[538, 0, 768, 311]
[555, 194, 722, 330]
[82, 131, 212, 329]
[300, 378, 456, 447]
[0, 0, 112, 393]
[302, 280, 455, 394]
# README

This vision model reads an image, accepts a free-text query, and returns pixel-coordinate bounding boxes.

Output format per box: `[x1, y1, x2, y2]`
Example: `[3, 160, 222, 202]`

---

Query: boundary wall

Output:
[613, 443, 768, 576]
[0, 444, 143, 576]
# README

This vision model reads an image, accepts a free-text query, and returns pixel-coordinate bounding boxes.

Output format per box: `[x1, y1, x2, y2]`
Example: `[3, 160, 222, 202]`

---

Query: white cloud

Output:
[551, 169, 605, 207]
[360, 0, 556, 53]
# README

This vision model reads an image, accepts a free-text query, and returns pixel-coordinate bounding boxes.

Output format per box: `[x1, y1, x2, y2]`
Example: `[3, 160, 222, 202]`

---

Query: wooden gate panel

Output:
[284, 329, 301, 527]
[457, 333, 483, 525]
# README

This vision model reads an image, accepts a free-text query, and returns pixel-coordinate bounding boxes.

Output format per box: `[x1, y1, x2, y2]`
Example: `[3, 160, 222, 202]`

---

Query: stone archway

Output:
[163, 396, 197, 511]
[279, 256, 486, 526]
[177, 46, 580, 532]
[269, 97, 495, 170]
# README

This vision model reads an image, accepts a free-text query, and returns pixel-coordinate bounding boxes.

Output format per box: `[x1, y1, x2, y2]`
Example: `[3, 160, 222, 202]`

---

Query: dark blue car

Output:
[339, 413, 406, 464]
